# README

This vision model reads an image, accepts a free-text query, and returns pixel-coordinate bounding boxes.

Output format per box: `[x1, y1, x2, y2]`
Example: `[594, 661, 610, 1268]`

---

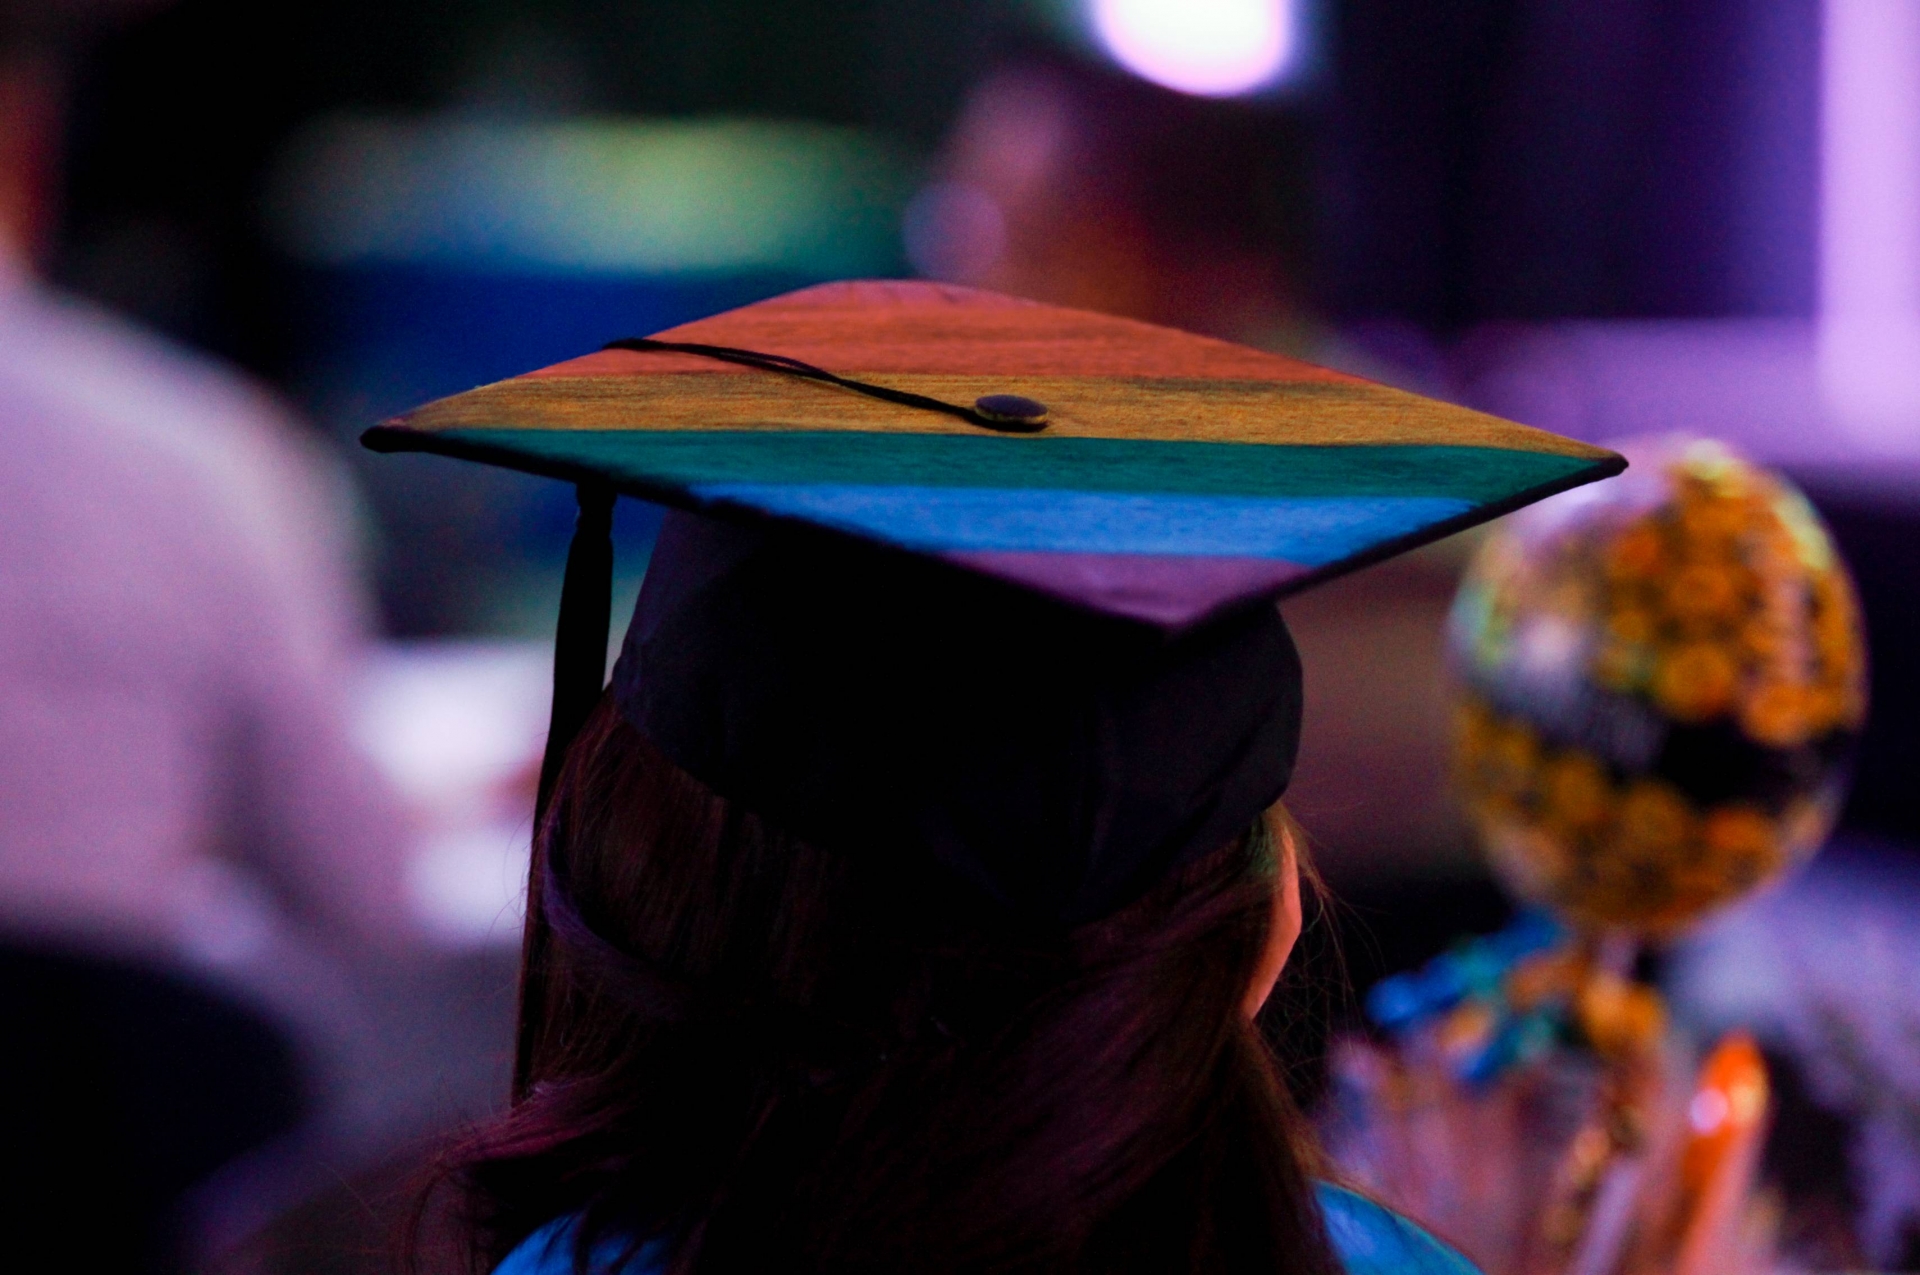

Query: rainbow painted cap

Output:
[365, 281, 1622, 631]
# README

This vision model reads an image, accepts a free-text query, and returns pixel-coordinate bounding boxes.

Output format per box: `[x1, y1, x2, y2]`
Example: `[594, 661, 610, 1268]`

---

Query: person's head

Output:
[438, 700, 1333, 1275]
[381, 268, 1624, 1275]
[423, 505, 1335, 1273]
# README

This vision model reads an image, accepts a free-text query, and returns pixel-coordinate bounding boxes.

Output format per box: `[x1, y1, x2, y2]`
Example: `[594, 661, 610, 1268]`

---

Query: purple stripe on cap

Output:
[945, 551, 1310, 627]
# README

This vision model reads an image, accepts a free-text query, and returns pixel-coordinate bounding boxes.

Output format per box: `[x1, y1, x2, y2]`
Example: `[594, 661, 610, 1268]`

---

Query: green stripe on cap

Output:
[417, 428, 1604, 503]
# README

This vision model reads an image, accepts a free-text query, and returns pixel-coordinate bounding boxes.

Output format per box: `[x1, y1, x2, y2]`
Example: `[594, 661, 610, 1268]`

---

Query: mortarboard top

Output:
[364, 280, 1623, 630]
[362, 281, 1623, 1093]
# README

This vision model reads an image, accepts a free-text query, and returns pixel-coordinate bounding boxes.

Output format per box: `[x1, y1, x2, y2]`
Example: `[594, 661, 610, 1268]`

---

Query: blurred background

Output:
[4, 0, 1919, 1269]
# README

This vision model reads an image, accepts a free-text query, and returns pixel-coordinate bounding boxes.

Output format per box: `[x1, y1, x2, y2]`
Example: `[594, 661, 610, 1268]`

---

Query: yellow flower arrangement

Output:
[1447, 438, 1866, 935]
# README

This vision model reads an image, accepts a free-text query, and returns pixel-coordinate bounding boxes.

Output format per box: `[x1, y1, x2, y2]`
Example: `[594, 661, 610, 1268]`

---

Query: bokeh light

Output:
[901, 181, 1006, 281]
[1088, 0, 1297, 98]
[265, 115, 912, 277]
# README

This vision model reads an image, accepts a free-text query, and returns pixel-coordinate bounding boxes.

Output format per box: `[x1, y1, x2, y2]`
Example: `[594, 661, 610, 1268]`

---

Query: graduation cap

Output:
[365, 280, 1622, 1086]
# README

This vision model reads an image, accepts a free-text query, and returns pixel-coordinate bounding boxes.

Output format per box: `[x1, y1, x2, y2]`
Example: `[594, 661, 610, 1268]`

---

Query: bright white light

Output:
[1090, 0, 1297, 98]
[407, 824, 531, 947]
[356, 641, 549, 947]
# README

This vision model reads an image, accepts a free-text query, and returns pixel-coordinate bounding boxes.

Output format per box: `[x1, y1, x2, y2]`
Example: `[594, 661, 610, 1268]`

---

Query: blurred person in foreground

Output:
[0, 4, 414, 1268]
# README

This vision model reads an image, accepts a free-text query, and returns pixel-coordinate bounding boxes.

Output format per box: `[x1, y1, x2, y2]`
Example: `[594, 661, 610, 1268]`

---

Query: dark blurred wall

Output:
[1319, 0, 1822, 327]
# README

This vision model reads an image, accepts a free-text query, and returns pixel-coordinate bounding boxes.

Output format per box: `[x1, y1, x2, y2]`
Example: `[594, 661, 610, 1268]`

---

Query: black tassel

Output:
[516, 480, 617, 1097]
[537, 482, 618, 818]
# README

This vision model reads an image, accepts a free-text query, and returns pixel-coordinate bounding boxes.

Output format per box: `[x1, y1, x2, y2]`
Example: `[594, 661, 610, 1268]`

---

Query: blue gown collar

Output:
[493, 1183, 1480, 1275]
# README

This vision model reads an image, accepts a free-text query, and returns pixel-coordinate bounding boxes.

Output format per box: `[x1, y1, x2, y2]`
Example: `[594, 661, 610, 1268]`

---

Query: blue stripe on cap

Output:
[688, 484, 1474, 563]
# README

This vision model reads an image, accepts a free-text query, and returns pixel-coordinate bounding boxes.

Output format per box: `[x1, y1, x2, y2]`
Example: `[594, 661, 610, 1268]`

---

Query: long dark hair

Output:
[427, 697, 1341, 1275]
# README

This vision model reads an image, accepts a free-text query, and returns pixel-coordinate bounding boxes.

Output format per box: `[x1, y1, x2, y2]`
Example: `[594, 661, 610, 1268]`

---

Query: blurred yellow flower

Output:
[1664, 561, 1748, 631]
[1739, 617, 1790, 662]
[1541, 753, 1613, 831]
[1651, 642, 1740, 720]
[1447, 439, 1863, 936]
[1740, 681, 1813, 748]
[1606, 607, 1659, 645]
[1593, 639, 1651, 691]
[1577, 974, 1666, 1056]
[1701, 805, 1779, 880]
[1614, 780, 1696, 858]
[1604, 524, 1666, 583]
[1485, 722, 1541, 797]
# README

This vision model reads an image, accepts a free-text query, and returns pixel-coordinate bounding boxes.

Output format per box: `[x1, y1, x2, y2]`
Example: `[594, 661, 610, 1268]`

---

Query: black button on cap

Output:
[973, 393, 1049, 431]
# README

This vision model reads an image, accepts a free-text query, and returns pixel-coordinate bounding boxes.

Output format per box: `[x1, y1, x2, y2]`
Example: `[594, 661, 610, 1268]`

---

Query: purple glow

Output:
[1089, 0, 1297, 98]
[1819, 0, 1920, 441]
[945, 551, 1307, 627]
[903, 181, 1007, 281]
